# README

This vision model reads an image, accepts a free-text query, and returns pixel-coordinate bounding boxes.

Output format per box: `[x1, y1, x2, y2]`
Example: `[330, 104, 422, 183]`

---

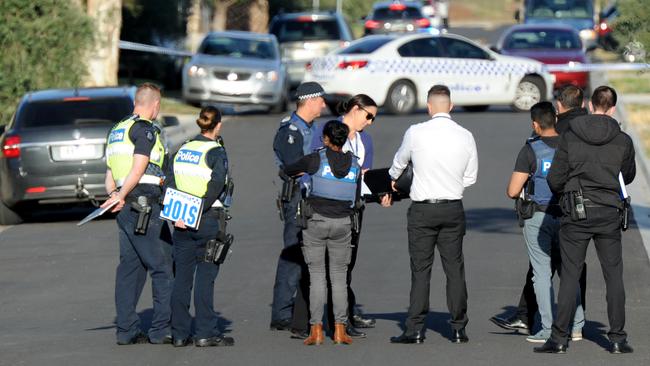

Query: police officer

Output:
[535, 86, 636, 354]
[166, 106, 235, 348]
[102, 83, 173, 345]
[283, 121, 361, 345]
[270, 82, 326, 332]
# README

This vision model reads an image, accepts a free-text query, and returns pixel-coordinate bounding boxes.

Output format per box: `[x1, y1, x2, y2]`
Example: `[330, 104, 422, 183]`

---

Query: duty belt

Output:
[116, 174, 163, 188]
[413, 199, 461, 204]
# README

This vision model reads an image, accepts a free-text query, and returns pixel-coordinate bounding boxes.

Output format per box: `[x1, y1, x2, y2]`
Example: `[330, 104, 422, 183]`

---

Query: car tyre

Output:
[386, 80, 417, 115]
[0, 200, 23, 225]
[512, 76, 545, 112]
[463, 105, 490, 112]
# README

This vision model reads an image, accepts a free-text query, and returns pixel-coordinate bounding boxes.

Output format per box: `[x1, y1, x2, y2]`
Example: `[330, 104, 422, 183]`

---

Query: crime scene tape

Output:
[119, 40, 193, 57]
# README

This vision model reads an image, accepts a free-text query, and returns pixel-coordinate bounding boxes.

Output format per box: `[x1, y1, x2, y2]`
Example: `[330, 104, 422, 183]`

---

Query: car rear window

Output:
[270, 19, 341, 43]
[505, 30, 582, 50]
[372, 6, 423, 20]
[16, 98, 133, 128]
[338, 37, 393, 54]
[200, 37, 277, 59]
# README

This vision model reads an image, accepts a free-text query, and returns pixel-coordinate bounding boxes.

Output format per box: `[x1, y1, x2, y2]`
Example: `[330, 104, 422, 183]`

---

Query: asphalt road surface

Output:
[1, 106, 649, 366]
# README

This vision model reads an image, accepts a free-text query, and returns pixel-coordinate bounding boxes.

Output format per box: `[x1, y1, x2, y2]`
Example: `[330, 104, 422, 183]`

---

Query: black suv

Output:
[0, 87, 137, 224]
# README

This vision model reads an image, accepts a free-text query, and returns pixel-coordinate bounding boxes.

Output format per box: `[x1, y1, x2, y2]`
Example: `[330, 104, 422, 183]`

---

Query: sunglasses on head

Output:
[359, 106, 375, 122]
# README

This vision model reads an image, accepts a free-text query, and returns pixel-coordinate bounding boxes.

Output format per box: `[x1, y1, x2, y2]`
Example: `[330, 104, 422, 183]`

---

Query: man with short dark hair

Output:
[555, 85, 587, 134]
[535, 86, 636, 354]
[389, 85, 478, 344]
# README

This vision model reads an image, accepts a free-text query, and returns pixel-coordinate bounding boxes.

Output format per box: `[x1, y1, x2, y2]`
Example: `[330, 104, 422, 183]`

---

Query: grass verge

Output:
[607, 71, 650, 94]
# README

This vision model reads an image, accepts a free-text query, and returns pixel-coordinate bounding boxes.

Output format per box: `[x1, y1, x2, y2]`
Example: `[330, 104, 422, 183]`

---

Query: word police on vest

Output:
[109, 129, 125, 144]
[321, 166, 358, 183]
[176, 149, 203, 165]
[541, 160, 552, 175]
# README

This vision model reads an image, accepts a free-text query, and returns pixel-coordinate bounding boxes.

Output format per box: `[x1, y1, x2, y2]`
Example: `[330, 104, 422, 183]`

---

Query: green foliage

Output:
[0, 0, 94, 125]
[614, 0, 650, 54]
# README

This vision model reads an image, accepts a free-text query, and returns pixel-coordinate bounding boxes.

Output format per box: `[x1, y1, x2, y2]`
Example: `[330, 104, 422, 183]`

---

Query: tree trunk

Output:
[248, 0, 269, 33]
[83, 0, 122, 86]
[211, 0, 237, 31]
[186, 0, 204, 52]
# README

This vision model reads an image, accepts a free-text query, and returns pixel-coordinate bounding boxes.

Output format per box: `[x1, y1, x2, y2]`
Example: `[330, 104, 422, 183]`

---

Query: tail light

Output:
[2, 135, 20, 158]
[337, 60, 368, 70]
[305, 62, 312, 71]
[365, 20, 381, 29]
[416, 18, 431, 28]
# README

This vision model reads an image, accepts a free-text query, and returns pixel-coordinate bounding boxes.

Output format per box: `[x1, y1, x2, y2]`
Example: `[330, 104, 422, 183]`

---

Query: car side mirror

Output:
[514, 9, 520, 22]
[160, 115, 180, 127]
[489, 45, 500, 53]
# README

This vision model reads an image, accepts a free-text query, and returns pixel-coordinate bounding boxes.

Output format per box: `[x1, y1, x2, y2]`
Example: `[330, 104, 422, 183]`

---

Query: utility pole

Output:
[336, 0, 343, 13]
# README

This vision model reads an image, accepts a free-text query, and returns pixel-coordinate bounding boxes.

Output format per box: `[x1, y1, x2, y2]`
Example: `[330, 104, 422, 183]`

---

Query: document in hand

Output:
[363, 168, 409, 203]
[77, 199, 119, 226]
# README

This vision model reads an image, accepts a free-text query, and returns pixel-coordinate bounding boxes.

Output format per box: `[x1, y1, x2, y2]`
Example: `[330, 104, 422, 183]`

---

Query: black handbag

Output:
[394, 162, 413, 195]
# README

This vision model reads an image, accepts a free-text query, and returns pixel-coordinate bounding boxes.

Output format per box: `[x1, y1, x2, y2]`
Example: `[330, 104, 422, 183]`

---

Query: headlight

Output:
[255, 70, 279, 82]
[579, 29, 596, 40]
[188, 65, 207, 77]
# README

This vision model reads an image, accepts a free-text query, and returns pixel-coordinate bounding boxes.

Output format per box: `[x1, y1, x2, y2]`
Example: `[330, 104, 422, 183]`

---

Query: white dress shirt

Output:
[389, 113, 478, 201]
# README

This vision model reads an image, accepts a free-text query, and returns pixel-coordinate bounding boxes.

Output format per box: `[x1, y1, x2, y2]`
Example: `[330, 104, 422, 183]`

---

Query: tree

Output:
[211, 0, 239, 31]
[614, 0, 650, 57]
[187, 0, 206, 52]
[249, 0, 270, 33]
[0, 0, 94, 124]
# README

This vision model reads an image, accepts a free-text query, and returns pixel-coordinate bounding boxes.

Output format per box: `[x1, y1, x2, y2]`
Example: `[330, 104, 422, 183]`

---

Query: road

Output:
[1, 107, 649, 366]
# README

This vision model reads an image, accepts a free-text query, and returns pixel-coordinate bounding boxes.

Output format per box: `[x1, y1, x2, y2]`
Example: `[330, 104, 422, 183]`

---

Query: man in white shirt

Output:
[388, 85, 478, 345]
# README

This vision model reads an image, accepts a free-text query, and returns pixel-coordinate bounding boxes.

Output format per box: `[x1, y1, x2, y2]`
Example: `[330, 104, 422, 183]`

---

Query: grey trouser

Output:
[302, 212, 352, 325]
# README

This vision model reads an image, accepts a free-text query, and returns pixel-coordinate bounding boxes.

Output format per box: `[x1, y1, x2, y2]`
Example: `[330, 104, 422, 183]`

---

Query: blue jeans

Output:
[523, 211, 584, 333]
[115, 201, 173, 343]
[171, 211, 222, 340]
[270, 188, 303, 322]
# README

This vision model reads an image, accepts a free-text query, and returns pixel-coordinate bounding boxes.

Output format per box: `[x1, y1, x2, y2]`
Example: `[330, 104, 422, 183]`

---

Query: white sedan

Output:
[305, 33, 555, 113]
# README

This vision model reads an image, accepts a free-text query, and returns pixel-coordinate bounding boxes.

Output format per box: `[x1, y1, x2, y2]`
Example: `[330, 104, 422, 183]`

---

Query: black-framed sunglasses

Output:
[359, 106, 376, 122]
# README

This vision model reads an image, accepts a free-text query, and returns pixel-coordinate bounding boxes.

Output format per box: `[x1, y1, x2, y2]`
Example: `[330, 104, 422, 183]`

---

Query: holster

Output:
[203, 209, 234, 264]
[277, 172, 298, 221]
[297, 199, 312, 230]
[567, 190, 587, 221]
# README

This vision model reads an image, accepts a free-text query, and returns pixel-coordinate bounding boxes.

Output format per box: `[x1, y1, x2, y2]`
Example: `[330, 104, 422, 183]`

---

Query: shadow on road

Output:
[465, 207, 520, 235]
[365, 310, 454, 339]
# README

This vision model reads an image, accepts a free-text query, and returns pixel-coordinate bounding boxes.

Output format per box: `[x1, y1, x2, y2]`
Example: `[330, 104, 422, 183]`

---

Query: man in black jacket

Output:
[555, 84, 588, 134]
[535, 86, 636, 354]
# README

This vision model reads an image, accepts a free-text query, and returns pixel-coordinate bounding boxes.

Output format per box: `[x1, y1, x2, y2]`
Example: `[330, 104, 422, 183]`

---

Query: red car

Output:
[495, 24, 589, 90]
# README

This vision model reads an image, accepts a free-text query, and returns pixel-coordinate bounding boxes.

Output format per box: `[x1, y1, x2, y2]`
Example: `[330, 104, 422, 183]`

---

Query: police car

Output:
[305, 33, 555, 114]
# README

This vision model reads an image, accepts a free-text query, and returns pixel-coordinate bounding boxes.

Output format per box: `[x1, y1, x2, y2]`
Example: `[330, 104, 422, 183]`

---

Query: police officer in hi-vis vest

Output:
[166, 106, 235, 348]
[102, 83, 173, 345]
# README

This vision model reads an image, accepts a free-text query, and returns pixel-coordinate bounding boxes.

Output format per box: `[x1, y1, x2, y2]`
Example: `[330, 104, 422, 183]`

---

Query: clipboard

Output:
[77, 199, 119, 226]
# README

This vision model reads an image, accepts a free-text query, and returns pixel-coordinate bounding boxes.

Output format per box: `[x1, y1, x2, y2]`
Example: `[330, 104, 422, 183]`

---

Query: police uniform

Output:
[166, 135, 233, 346]
[105, 114, 173, 345]
[270, 82, 324, 329]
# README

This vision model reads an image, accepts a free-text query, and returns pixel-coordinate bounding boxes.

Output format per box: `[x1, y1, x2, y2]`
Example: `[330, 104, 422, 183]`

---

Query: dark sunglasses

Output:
[359, 106, 376, 122]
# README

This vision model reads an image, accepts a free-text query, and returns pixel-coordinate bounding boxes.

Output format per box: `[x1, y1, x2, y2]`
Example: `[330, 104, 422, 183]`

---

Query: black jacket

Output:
[547, 114, 635, 209]
[555, 107, 588, 135]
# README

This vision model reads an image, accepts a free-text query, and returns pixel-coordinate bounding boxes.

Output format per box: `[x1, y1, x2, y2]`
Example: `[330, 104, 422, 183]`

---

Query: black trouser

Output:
[404, 201, 468, 335]
[551, 206, 626, 345]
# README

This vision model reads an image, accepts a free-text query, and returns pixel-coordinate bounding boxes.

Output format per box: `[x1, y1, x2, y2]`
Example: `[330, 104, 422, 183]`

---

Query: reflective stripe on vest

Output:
[310, 150, 360, 206]
[173, 139, 222, 197]
[528, 139, 556, 205]
[106, 116, 165, 184]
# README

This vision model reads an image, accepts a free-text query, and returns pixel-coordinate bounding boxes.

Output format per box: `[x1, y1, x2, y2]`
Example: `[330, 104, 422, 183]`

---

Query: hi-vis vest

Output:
[310, 149, 360, 207]
[106, 116, 165, 186]
[527, 138, 556, 206]
[173, 139, 222, 198]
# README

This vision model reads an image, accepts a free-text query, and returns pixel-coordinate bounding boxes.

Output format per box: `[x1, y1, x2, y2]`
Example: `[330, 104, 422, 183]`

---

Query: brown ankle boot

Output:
[333, 323, 353, 345]
[303, 324, 324, 346]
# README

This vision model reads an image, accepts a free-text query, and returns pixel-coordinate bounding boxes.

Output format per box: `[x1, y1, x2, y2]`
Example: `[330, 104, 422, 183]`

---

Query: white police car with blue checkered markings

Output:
[305, 33, 555, 114]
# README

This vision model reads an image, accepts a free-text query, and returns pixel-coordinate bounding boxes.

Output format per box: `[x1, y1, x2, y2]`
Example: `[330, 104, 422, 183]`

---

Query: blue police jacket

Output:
[273, 112, 316, 167]
[310, 149, 360, 207]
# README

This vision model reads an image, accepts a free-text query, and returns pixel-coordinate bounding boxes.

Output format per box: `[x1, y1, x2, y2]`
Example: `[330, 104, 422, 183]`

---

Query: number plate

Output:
[52, 144, 103, 161]
[160, 188, 203, 229]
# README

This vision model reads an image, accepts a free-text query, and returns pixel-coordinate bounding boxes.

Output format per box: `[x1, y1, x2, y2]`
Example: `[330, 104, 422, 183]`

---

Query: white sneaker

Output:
[526, 330, 551, 343]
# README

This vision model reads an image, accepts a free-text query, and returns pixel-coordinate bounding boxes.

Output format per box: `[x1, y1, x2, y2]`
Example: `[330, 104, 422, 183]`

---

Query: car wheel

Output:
[512, 76, 544, 112]
[386, 80, 417, 115]
[463, 105, 490, 112]
[0, 200, 23, 225]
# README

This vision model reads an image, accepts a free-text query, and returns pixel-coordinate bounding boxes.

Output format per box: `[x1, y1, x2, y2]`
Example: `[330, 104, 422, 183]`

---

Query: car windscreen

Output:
[505, 29, 582, 49]
[270, 19, 341, 42]
[372, 6, 423, 20]
[338, 37, 393, 54]
[200, 37, 277, 59]
[526, 0, 593, 19]
[16, 98, 133, 128]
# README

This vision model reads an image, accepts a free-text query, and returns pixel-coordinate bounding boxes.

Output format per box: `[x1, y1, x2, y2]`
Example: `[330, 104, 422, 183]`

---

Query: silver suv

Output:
[270, 12, 354, 87]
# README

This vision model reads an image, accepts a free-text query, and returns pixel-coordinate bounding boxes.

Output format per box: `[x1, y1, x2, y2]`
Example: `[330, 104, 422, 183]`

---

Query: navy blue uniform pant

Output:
[115, 200, 173, 343]
[171, 211, 222, 340]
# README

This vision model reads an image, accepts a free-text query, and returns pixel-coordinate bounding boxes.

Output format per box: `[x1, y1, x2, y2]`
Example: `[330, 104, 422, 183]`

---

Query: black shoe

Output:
[346, 325, 367, 338]
[269, 319, 292, 331]
[610, 341, 633, 354]
[195, 335, 235, 347]
[116, 332, 148, 345]
[173, 337, 193, 347]
[352, 314, 376, 329]
[289, 328, 309, 340]
[533, 340, 567, 354]
[489, 315, 530, 334]
[451, 328, 469, 343]
[390, 333, 425, 344]
[148, 334, 172, 345]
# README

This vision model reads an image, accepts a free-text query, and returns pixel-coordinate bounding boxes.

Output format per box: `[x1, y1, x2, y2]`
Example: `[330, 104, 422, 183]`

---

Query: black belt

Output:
[413, 199, 461, 204]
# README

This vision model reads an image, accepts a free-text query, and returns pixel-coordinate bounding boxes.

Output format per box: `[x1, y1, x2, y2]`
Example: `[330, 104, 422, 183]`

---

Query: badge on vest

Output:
[161, 187, 203, 229]
[176, 149, 203, 165]
[321, 165, 359, 183]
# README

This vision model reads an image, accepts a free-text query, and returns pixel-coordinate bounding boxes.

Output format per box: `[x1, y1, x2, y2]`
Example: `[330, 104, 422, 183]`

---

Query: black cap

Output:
[296, 82, 325, 100]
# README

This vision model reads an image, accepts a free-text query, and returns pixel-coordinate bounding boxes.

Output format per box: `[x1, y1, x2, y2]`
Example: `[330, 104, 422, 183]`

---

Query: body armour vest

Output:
[173, 139, 223, 197]
[310, 149, 360, 207]
[527, 138, 556, 205]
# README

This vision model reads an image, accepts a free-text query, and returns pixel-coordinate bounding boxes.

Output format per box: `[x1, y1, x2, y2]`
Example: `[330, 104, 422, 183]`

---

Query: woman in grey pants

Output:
[283, 121, 361, 345]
